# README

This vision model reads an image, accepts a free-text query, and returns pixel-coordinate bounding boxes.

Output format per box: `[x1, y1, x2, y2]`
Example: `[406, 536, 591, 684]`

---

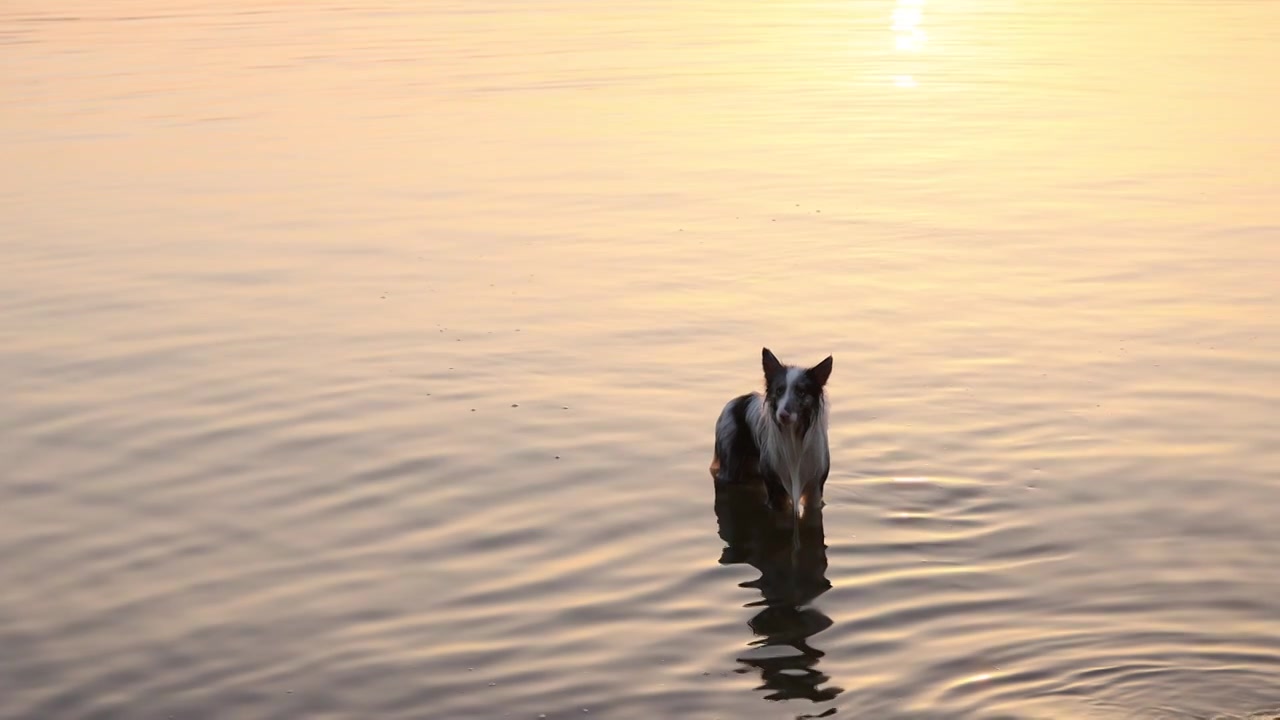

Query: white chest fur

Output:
[750, 395, 829, 489]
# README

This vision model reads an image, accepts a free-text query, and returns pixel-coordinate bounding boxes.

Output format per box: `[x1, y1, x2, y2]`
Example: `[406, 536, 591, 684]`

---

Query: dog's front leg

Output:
[761, 473, 790, 513]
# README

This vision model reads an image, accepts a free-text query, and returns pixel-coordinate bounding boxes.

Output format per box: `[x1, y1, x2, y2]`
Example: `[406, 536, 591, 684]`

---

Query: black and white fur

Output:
[713, 348, 833, 520]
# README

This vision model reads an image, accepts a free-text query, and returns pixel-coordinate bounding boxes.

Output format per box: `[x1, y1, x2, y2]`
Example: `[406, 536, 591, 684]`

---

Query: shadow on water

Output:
[714, 482, 843, 708]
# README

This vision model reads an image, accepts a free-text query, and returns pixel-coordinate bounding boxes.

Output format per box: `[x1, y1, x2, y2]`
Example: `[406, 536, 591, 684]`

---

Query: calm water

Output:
[3, 2, 1279, 719]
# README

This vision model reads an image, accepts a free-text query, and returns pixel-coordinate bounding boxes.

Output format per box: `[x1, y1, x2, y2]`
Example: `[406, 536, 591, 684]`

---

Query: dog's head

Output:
[762, 348, 833, 433]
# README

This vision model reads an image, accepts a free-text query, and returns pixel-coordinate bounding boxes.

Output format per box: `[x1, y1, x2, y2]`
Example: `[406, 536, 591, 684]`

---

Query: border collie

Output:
[712, 348, 833, 521]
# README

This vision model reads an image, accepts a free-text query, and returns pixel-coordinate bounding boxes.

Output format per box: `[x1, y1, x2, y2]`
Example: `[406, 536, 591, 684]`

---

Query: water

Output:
[3, 2, 1279, 718]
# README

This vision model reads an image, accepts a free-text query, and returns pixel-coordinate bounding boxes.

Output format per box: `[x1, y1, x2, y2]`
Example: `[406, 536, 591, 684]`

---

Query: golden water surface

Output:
[3, 1, 1279, 718]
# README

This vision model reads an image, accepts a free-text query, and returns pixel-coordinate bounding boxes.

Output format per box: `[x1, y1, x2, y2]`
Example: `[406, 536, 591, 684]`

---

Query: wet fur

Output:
[712, 348, 832, 514]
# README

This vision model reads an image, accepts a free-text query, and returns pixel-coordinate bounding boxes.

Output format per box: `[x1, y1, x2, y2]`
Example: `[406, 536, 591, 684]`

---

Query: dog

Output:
[711, 348, 833, 521]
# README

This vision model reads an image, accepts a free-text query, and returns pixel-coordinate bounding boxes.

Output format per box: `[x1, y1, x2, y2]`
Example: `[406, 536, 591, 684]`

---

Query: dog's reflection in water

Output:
[714, 482, 843, 704]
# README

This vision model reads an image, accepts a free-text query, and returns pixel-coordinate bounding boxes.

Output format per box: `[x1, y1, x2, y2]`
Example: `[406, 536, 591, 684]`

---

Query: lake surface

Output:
[3, 2, 1279, 718]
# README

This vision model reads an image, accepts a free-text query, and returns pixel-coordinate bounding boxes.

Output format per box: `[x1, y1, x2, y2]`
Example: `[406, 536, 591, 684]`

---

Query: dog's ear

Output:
[807, 355, 833, 387]
[762, 347, 784, 381]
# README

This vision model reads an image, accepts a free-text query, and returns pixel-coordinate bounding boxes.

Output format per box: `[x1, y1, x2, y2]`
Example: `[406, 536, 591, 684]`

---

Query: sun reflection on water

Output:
[891, 0, 927, 88]
[892, 0, 928, 52]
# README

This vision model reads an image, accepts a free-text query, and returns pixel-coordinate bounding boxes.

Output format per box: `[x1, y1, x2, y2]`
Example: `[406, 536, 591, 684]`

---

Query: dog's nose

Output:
[778, 410, 794, 425]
